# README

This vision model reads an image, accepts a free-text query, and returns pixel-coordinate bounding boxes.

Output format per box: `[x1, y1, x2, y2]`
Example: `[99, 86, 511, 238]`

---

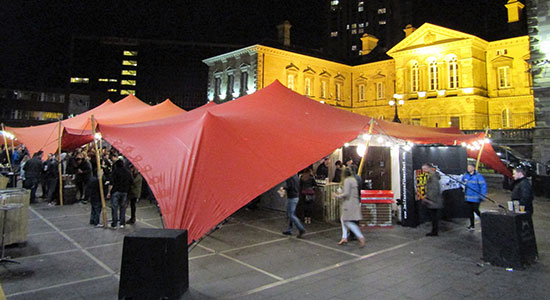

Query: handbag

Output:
[301, 187, 315, 195]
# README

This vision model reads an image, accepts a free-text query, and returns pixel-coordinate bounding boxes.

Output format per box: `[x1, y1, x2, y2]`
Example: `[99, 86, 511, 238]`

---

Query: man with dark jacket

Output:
[44, 155, 59, 206]
[511, 166, 534, 215]
[107, 159, 133, 229]
[23, 151, 44, 203]
[281, 174, 306, 238]
[421, 163, 443, 236]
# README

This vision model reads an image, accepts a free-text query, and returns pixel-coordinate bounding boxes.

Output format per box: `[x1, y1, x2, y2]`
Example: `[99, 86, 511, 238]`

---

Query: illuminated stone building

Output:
[204, 22, 534, 131]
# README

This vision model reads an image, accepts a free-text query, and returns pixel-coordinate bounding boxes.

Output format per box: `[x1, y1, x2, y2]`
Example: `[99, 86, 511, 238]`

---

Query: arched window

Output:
[358, 84, 366, 101]
[411, 62, 419, 92]
[502, 108, 511, 128]
[448, 57, 459, 89]
[287, 74, 295, 90]
[428, 58, 438, 90]
[335, 82, 342, 100]
[321, 81, 327, 98]
[305, 78, 311, 96]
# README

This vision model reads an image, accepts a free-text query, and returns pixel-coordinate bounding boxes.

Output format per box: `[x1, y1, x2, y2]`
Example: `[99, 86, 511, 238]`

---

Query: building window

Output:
[321, 81, 327, 98]
[305, 78, 312, 96]
[379, 20, 386, 25]
[376, 82, 384, 99]
[330, 31, 338, 37]
[502, 108, 511, 128]
[496, 49, 508, 55]
[287, 74, 295, 90]
[98, 78, 109, 82]
[351, 29, 357, 34]
[122, 60, 137, 66]
[107, 88, 117, 93]
[70, 77, 89, 84]
[411, 62, 419, 92]
[498, 66, 511, 88]
[358, 23, 364, 28]
[450, 116, 460, 128]
[378, 8, 386, 14]
[351, 45, 357, 51]
[241, 72, 248, 94]
[121, 79, 136, 86]
[358, 6, 364, 12]
[411, 118, 421, 125]
[120, 90, 135, 95]
[351, 24, 357, 29]
[335, 83, 342, 100]
[227, 74, 235, 95]
[123, 50, 138, 56]
[122, 70, 137, 76]
[358, 29, 364, 34]
[331, 0, 339, 5]
[429, 59, 438, 90]
[448, 57, 459, 89]
[358, 84, 365, 101]
[215, 77, 221, 96]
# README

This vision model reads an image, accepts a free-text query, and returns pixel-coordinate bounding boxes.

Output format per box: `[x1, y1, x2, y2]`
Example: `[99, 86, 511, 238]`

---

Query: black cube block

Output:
[119, 229, 189, 300]
[481, 211, 538, 269]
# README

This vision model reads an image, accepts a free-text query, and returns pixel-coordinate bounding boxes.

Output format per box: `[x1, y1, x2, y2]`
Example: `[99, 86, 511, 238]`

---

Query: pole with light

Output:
[389, 96, 404, 123]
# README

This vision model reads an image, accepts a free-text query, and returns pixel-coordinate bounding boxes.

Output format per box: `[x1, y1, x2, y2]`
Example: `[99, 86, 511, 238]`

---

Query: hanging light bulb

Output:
[344, 142, 350, 147]
[356, 144, 367, 157]
[94, 132, 102, 140]
[376, 136, 384, 144]
[362, 133, 371, 141]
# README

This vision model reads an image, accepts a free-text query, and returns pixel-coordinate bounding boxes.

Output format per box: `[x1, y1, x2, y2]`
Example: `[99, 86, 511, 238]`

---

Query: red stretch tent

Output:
[100, 81, 371, 243]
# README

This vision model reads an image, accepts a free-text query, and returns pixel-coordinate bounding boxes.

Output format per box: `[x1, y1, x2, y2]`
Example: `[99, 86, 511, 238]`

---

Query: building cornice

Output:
[202, 45, 259, 65]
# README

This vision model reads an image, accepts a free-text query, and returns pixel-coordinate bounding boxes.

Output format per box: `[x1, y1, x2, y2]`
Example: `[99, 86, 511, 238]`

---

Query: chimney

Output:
[403, 24, 416, 37]
[360, 34, 379, 55]
[505, 0, 524, 23]
[277, 20, 292, 46]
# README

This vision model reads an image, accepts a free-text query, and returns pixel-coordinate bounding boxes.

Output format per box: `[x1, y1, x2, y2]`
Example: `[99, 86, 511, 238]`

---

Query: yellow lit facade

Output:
[204, 23, 534, 130]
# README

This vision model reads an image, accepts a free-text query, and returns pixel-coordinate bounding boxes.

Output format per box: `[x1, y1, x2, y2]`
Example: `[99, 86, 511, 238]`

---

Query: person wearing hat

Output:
[461, 163, 487, 230]
[421, 163, 443, 236]
[511, 166, 534, 215]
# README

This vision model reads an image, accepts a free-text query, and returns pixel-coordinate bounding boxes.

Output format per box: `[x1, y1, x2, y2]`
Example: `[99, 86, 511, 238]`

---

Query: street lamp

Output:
[388, 99, 404, 123]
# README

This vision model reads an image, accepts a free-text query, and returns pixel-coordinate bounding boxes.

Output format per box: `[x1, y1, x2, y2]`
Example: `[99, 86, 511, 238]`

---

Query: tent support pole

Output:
[1, 123, 12, 172]
[58, 120, 64, 206]
[357, 119, 375, 176]
[91, 115, 108, 228]
[475, 127, 489, 171]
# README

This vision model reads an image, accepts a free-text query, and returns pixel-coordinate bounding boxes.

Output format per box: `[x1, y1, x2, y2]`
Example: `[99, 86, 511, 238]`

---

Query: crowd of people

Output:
[0, 144, 151, 229]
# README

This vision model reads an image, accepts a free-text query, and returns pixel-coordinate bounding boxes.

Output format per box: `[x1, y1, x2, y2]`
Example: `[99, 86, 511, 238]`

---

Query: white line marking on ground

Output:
[29, 207, 119, 280]
[295, 238, 362, 258]
[136, 218, 161, 228]
[196, 244, 216, 253]
[12, 249, 79, 260]
[5, 274, 113, 297]
[218, 253, 284, 281]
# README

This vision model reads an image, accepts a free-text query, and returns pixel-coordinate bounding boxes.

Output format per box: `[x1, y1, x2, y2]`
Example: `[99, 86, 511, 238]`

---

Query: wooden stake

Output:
[91, 115, 108, 228]
[1, 123, 12, 172]
[58, 120, 64, 206]
[357, 118, 375, 176]
[475, 127, 490, 171]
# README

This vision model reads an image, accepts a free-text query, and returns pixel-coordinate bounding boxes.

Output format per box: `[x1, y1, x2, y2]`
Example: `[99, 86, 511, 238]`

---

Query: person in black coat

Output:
[511, 166, 534, 215]
[23, 151, 44, 203]
[107, 159, 133, 229]
[87, 175, 104, 227]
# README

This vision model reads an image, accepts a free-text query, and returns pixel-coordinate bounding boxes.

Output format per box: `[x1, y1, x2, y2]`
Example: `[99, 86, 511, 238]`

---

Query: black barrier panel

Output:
[119, 229, 189, 300]
[481, 211, 538, 269]
[412, 146, 467, 174]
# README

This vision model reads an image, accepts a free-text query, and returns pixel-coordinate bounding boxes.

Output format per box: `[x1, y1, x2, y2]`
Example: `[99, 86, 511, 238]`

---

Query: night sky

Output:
[0, 1, 326, 90]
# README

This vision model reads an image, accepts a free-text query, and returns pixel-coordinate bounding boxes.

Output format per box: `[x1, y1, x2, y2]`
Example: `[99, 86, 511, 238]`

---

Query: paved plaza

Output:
[0, 187, 549, 299]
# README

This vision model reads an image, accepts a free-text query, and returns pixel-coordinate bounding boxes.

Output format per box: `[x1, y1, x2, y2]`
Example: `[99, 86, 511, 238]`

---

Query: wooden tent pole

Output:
[357, 119, 375, 176]
[91, 115, 108, 228]
[58, 120, 64, 206]
[475, 127, 490, 171]
[1, 123, 12, 172]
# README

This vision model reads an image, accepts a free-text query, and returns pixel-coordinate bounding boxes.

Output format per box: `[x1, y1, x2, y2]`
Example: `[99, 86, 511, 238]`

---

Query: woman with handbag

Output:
[300, 168, 317, 224]
[335, 167, 365, 247]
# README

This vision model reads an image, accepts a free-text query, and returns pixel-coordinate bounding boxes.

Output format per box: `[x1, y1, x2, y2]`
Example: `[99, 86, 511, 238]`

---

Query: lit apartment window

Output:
[227, 74, 235, 95]
[123, 50, 138, 56]
[120, 89, 135, 95]
[359, 84, 365, 101]
[335, 83, 342, 100]
[121, 80, 136, 86]
[376, 82, 384, 99]
[358, 29, 364, 34]
[122, 70, 137, 76]
[498, 66, 511, 88]
[351, 24, 357, 29]
[448, 57, 459, 89]
[107, 89, 118, 93]
[330, 31, 338, 37]
[321, 81, 327, 98]
[351, 45, 357, 51]
[98, 78, 109, 82]
[122, 60, 138, 66]
[331, 0, 339, 5]
[379, 20, 387, 25]
[109, 79, 118, 82]
[358, 2, 364, 12]
[305, 78, 312, 96]
[346, 24, 350, 30]
[378, 8, 386, 14]
[358, 23, 364, 28]
[429, 59, 439, 90]
[351, 29, 357, 34]
[411, 62, 419, 92]
[70, 77, 89, 83]
[358, 6, 364, 12]
[287, 74, 295, 90]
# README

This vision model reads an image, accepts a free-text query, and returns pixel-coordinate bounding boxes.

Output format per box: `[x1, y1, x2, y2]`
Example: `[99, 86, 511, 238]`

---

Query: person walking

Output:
[127, 164, 143, 224]
[421, 163, 443, 236]
[281, 174, 306, 238]
[107, 159, 133, 229]
[335, 168, 365, 247]
[461, 163, 487, 230]
[300, 168, 317, 224]
[511, 166, 534, 215]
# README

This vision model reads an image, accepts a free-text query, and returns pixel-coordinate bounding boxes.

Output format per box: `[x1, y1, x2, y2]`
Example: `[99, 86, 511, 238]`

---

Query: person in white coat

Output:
[335, 168, 365, 248]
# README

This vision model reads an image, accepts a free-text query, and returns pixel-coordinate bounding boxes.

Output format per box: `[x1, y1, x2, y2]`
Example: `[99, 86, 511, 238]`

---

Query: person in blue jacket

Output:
[461, 163, 487, 230]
